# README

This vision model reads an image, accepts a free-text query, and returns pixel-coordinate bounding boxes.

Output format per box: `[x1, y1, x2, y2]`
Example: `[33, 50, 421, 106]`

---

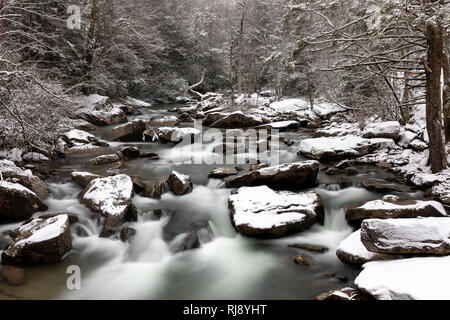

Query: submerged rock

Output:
[361, 218, 450, 256]
[1, 266, 25, 286]
[360, 179, 411, 193]
[79, 174, 135, 237]
[228, 186, 324, 238]
[0, 181, 48, 220]
[225, 161, 319, 189]
[345, 196, 447, 221]
[120, 227, 137, 243]
[288, 243, 329, 254]
[2, 214, 71, 265]
[208, 167, 238, 179]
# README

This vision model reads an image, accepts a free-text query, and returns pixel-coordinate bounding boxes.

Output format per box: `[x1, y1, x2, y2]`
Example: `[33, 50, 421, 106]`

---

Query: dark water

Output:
[0, 104, 424, 300]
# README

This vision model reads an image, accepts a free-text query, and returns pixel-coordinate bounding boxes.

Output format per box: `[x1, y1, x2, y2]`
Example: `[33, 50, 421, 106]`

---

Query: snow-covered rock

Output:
[167, 171, 193, 196]
[228, 186, 324, 238]
[0, 160, 49, 198]
[123, 96, 152, 108]
[62, 129, 96, 145]
[79, 103, 127, 126]
[361, 218, 450, 255]
[410, 139, 428, 151]
[1, 214, 71, 265]
[269, 99, 308, 114]
[345, 196, 447, 221]
[398, 130, 418, 147]
[298, 136, 395, 161]
[157, 127, 201, 143]
[312, 102, 346, 118]
[86, 153, 121, 166]
[71, 171, 101, 188]
[21, 152, 49, 163]
[314, 123, 361, 137]
[79, 174, 135, 236]
[336, 229, 403, 267]
[0, 148, 23, 162]
[355, 256, 450, 300]
[0, 181, 48, 219]
[210, 111, 264, 128]
[225, 161, 319, 189]
[255, 121, 299, 132]
[363, 121, 401, 139]
[149, 116, 180, 127]
[315, 287, 368, 301]
[209, 167, 238, 179]
[101, 119, 146, 141]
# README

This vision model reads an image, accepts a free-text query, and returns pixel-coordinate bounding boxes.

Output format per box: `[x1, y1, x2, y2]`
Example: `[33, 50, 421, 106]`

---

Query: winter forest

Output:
[0, 0, 449, 301]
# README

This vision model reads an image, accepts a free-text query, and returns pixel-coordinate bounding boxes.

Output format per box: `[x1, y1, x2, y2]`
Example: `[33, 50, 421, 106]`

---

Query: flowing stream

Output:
[0, 104, 426, 300]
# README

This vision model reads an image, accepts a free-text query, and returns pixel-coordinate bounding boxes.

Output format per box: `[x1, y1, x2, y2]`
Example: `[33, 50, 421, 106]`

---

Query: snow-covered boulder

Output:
[202, 112, 228, 126]
[355, 256, 450, 300]
[79, 174, 135, 237]
[228, 186, 324, 238]
[157, 127, 201, 143]
[314, 123, 361, 138]
[224, 161, 319, 189]
[336, 229, 403, 267]
[0, 160, 49, 198]
[360, 179, 411, 193]
[298, 136, 394, 161]
[71, 171, 101, 188]
[123, 96, 152, 108]
[398, 130, 418, 148]
[0, 181, 48, 220]
[315, 287, 368, 301]
[410, 139, 428, 151]
[149, 116, 180, 127]
[345, 196, 447, 221]
[62, 129, 96, 145]
[363, 121, 401, 140]
[77, 95, 127, 126]
[2, 214, 71, 265]
[255, 121, 299, 132]
[101, 119, 147, 141]
[312, 102, 346, 118]
[361, 218, 450, 255]
[269, 99, 308, 114]
[22, 152, 49, 163]
[209, 111, 264, 128]
[209, 167, 238, 179]
[167, 171, 193, 196]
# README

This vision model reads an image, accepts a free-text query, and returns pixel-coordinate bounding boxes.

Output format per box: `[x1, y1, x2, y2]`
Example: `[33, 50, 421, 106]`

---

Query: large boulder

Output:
[345, 195, 447, 221]
[61, 129, 96, 145]
[1, 214, 71, 265]
[362, 121, 401, 139]
[355, 256, 450, 300]
[228, 186, 324, 238]
[86, 153, 121, 166]
[225, 161, 319, 189]
[210, 111, 264, 128]
[361, 218, 450, 255]
[149, 116, 180, 127]
[157, 127, 201, 143]
[79, 103, 127, 126]
[167, 171, 193, 196]
[360, 179, 411, 193]
[101, 119, 147, 141]
[0, 181, 48, 220]
[71, 171, 101, 188]
[0, 160, 49, 198]
[336, 229, 404, 267]
[202, 112, 227, 126]
[79, 174, 135, 237]
[298, 136, 395, 161]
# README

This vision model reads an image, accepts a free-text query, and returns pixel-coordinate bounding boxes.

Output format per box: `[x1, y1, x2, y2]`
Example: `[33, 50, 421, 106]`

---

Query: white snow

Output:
[63, 129, 95, 144]
[361, 217, 450, 252]
[312, 102, 346, 117]
[157, 127, 201, 142]
[355, 256, 450, 300]
[15, 215, 69, 247]
[171, 171, 191, 184]
[269, 99, 309, 114]
[22, 152, 49, 162]
[78, 94, 110, 108]
[0, 180, 37, 196]
[398, 130, 418, 147]
[299, 136, 368, 157]
[228, 185, 320, 230]
[81, 174, 133, 216]
[0, 148, 23, 162]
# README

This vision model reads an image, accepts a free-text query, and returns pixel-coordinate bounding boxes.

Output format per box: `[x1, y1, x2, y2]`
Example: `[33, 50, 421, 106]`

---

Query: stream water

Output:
[0, 104, 426, 300]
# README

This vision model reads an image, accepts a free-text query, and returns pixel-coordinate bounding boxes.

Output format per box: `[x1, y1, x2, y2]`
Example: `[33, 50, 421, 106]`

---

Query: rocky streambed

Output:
[0, 93, 448, 300]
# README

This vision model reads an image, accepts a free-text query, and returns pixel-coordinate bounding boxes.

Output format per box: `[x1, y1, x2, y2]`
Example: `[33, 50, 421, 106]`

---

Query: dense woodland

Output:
[0, 0, 449, 172]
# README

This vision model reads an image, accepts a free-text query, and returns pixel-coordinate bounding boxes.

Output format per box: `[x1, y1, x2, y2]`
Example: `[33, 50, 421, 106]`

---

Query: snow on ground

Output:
[362, 121, 401, 139]
[124, 96, 152, 108]
[268, 98, 308, 114]
[355, 256, 450, 300]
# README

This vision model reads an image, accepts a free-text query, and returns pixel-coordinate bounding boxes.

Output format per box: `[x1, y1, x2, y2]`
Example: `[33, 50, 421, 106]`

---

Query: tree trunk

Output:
[306, 66, 314, 111]
[424, 18, 447, 173]
[229, 43, 235, 109]
[237, 1, 246, 97]
[443, 48, 450, 143]
[401, 71, 412, 125]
